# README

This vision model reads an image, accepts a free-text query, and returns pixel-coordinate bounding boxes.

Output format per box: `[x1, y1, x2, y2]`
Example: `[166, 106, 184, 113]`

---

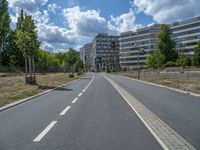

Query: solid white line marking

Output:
[72, 98, 78, 104]
[60, 106, 71, 116]
[104, 76, 196, 150]
[33, 121, 57, 142]
[78, 93, 82, 97]
[82, 89, 86, 92]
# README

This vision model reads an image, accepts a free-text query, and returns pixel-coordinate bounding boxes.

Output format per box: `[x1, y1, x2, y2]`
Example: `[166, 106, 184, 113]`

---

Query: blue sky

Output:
[8, 0, 200, 52]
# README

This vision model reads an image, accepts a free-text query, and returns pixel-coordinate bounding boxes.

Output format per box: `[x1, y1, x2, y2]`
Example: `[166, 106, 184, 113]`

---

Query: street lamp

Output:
[134, 43, 145, 79]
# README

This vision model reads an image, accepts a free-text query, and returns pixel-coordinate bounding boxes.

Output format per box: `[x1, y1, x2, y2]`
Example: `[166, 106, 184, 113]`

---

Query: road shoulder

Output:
[109, 73, 200, 98]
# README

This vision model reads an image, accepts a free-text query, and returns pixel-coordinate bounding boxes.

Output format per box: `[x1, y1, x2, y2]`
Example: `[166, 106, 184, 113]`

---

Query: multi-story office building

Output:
[171, 16, 200, 56]
[120, 24, 162, 67]
[80, 43, 92, 70]
[91, 33, 119, 71]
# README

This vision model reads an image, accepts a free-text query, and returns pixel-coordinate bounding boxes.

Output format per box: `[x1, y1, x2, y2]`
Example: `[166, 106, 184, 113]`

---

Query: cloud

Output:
[8, 0, 77, 50]
[110, 9, 142, 33]
[62, 6, 112, 37]
[40, 42, 55, 52]
[8, 0, 38, 13]
[62, 6, 142, 37]
[48, 3, 60, 13]
[133, 0, 200, 23]
[37, 0, 48, 5]
[37, 23, 76, 45]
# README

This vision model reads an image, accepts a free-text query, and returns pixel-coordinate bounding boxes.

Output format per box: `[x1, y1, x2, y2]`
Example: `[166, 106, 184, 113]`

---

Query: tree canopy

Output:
[193, 41, 200, 67]
[158, 24, 177, 63]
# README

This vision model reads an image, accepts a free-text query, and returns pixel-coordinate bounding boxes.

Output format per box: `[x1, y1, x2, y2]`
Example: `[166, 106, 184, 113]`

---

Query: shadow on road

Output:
[39, 85, 73, 91]
[80, 77, 92, 80]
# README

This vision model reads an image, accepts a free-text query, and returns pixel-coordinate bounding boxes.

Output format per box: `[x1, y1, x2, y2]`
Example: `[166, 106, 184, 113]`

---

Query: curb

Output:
[109, 73, 200, 98]
[0, 75, 85, 112]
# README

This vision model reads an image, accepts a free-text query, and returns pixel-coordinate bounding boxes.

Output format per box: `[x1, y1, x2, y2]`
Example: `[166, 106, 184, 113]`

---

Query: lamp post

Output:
[137, 48, 140, 79]
[134, 43, 145, 80]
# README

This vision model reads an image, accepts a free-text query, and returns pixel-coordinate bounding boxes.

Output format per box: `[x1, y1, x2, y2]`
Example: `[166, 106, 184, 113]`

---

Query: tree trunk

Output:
[25, 56, 28, 78]
[28, 56, 32, 79]
[32, 55, 36, 82]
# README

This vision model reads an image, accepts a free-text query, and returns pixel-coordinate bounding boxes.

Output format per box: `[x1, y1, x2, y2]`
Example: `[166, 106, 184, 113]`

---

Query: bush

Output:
[186, 56, 192, 66]
[164, 61, 177, 67]
[106, 69, 111, 73]
[69, 74, 75, 78]
[77, 72, 82, 76]
[122, 67, 127, 72]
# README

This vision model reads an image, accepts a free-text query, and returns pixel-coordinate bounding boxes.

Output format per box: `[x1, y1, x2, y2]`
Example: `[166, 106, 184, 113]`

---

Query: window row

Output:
[120, 57, 146, 61]
[174, 35, 200, 42]
[172, 21, 200, 32]
[173, 28, 200, 37]
[176, 42, 198, 47]
[120, 34, 158, 43]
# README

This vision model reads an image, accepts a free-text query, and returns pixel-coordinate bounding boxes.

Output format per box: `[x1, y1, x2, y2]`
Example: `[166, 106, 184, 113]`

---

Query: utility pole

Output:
[137, 48, 140, 79]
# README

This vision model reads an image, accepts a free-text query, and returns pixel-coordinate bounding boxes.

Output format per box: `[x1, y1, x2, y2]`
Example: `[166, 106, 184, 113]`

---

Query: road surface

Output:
[0, 73, 199, 150]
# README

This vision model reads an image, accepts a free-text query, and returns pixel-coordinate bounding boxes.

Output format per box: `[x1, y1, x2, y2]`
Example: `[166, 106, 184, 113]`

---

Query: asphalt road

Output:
[0, 73, 199, 150]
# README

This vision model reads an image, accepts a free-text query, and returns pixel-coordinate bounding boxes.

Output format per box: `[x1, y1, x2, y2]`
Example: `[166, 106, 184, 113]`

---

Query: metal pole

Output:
[137, 49, 140, 79]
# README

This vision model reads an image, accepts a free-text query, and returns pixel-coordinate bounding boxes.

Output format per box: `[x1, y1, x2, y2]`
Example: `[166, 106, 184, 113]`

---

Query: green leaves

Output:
[158, 24, 177, 63]
[0, 0, 11, 50]
[146, 50, 165, 68]
[66, 48, 79, 67]
[193, 41, 200, 66]
[15, 11, 39, 57]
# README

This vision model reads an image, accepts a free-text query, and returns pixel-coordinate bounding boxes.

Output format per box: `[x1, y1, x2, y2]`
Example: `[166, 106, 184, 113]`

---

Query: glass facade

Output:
[120, 17, 200, 67]
[119, 25, 161, 67]
[91, 33, 120, 71]
[172, 17, 200, 55]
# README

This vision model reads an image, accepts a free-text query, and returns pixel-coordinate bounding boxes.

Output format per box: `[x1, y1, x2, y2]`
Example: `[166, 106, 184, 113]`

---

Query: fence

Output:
[0, 65, 70, 78]
[119, 68, 200, 80]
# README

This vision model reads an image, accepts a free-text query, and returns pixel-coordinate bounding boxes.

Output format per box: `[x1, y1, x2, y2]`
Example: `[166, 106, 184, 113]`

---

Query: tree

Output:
[12, 9, 25, 66]
[158, 24, 177, 63]
[176, 54, 187, 67]
[75, 56, 84, 73]
[0, 0, 11, 65]
[36, 49, 49, 72]
[0, 30, 16, 66]
[65, 48, 79, 76]
[185, 56, 192, 67]
[15, 12, 40, 84]
[146, 50, 165, 69]
[193, 41, 200, 67]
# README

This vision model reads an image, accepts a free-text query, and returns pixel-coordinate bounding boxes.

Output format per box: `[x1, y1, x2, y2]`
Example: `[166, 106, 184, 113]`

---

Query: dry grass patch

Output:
[0, 73, 84, 107]
[115, 72, 200, 94]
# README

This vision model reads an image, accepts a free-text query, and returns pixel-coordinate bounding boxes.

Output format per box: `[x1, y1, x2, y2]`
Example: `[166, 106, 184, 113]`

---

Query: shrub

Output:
[164, 61, 177, 67]
[77, 72, 82, 76]
[69, 74, 75, 78]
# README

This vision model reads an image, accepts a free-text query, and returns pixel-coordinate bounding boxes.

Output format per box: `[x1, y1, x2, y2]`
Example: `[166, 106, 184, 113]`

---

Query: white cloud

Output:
[62, 6, 142, 37]
[37, 0, 48, 5]
[37, 23, 76, 45]
[133, 0, 200, 23]
[62, 6, 112, 37]
[48, 3, 60, 13]
[8, 0, 77, 51]
[40, 42, 55, 52]
[110, 9, 142, 33]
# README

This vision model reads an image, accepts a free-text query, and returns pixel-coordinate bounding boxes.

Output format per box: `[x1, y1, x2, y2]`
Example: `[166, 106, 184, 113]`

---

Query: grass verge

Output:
[112, 72, 200, 95]
[0, 73, 85, 107]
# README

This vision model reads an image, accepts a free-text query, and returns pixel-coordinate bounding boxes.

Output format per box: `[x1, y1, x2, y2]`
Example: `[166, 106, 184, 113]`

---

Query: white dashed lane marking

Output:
[59, 106, 71, 116]
[72, 98, 78, 104]
[33, 121, 57, 142]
